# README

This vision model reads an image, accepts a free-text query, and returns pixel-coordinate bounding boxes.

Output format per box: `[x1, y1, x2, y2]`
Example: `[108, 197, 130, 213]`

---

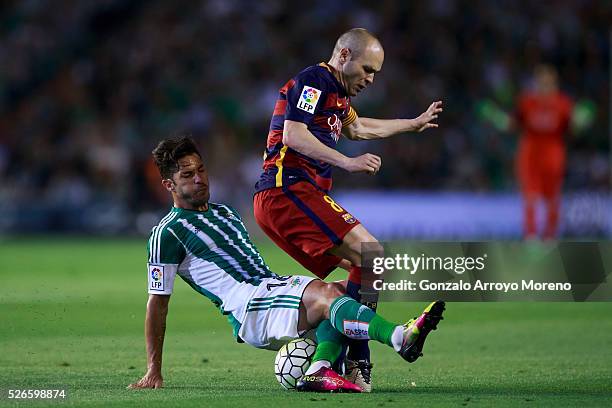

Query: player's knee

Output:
[318, 282, 344, 316]
[341, 241, 383, 268]
[352, 227, 380, 250]
[327, 281, 345, 298]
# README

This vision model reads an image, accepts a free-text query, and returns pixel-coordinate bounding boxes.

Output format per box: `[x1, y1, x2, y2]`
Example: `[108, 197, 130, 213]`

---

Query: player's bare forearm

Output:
[345, 101, 443, 140]
[283, 120, 382, 174]
[145, 294, 169, 371]
[346, 117, 419, 140]
[283, 120, 349, 167]
[128, 294, 170, 389]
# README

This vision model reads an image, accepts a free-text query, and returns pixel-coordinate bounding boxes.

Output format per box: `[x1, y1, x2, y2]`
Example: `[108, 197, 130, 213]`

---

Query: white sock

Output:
[391, 326, 404, 352]
[305, 360, 331, 375]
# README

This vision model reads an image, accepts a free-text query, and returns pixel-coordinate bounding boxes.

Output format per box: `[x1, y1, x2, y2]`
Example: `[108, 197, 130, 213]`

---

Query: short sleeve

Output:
[342, 106, 358, 127]
[147, 263, 178, 295]
[147, 227, 185, 294]
[285, 71, 326, 126]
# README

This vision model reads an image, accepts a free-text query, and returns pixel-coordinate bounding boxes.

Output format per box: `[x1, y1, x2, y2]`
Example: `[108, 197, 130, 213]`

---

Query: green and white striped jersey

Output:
[146, 203, 277, 336]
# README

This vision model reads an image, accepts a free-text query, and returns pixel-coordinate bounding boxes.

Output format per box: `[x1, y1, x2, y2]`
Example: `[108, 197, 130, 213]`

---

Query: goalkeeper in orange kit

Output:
[514, 65, 573, 240]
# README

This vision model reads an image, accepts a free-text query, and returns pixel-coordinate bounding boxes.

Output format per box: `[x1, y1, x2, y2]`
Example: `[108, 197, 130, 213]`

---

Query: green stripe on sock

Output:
[329, 296, 353, 329]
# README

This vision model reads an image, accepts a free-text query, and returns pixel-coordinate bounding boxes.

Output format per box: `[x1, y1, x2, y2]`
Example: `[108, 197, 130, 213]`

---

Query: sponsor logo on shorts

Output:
[343, 320, 369, 340]
[149, 265, 165, 291]
[342, 213, 357, 224]
[297, 86, 321, 114]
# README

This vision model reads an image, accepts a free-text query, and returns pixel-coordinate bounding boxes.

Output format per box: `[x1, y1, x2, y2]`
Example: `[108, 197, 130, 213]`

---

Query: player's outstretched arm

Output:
[128, 294, 171, 389]
[284, 120, 381, 174]
[344, 101, 443, 140]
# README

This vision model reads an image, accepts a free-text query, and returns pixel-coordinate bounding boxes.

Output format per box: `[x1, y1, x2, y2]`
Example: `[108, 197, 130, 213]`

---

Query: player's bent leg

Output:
[321, 294, 446, 363]
[298, 280, 344, 333]
[329, 225, 383, 392]
[329, 224, 383, 309]
[301, 284, 447, 365]
[296, 320, 362, 393]
[329, 224, 381, 267]
[297, 282, 362, 393]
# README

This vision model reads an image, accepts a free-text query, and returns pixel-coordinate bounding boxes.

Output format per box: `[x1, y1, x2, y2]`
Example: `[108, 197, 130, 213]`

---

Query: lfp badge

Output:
[297, 86, 321, 114]
[149, 265, 165, 291]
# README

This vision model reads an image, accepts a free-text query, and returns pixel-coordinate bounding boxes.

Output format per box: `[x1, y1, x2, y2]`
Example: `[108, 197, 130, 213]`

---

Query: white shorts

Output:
[238, 275, 316, 350]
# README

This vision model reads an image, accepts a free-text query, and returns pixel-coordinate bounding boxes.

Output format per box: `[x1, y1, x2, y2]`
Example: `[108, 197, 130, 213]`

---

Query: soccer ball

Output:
[274, 338, 317, 390]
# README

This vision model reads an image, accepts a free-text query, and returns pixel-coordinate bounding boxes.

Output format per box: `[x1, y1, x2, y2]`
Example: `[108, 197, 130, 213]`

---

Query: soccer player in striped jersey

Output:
[254, 28, 443, 391]
[128, 137, 445, 392]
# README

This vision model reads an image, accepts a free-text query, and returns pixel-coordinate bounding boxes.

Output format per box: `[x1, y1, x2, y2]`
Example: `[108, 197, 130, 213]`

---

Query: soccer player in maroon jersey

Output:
[253, 28, 442, 391]
[515, 65, 573, 240]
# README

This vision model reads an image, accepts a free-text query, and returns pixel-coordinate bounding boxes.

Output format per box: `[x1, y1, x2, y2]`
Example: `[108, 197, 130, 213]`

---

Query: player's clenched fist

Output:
[128, 371, 163, 389]
[342, 153, 382, 174]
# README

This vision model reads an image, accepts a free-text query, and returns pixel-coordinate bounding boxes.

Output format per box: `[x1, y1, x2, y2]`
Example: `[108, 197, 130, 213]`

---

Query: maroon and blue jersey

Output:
[255, 63, 358, 193]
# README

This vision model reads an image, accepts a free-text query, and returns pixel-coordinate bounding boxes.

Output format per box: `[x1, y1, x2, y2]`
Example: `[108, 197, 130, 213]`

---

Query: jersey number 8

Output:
[323, 195, 344, 213]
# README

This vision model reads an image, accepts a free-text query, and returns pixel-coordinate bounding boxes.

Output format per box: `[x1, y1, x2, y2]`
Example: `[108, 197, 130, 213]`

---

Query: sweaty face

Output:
[341, 44, 384, 97]
[170, 154, 210, 210]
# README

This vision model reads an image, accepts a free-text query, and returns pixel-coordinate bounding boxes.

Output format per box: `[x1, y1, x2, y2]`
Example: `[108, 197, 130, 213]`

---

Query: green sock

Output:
[311, 320, 343, 363]
[329, 296, 397, 347]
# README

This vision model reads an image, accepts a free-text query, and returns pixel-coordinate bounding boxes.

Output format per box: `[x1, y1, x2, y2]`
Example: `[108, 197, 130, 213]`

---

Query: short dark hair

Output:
[152, 136, 201, 179]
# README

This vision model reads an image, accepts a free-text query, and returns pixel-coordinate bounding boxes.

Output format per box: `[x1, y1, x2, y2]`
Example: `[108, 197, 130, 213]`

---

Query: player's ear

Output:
[339, 48, 351, 64]
[162, 179, 175, 192]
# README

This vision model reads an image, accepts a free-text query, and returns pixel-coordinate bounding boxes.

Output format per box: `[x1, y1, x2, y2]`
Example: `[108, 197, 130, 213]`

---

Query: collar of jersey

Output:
[172, 205, 211, 213]
[318, 62, 349, 97]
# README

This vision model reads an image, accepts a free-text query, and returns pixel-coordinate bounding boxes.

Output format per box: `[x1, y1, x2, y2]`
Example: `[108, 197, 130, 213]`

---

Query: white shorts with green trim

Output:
[238, 275, 316, 350]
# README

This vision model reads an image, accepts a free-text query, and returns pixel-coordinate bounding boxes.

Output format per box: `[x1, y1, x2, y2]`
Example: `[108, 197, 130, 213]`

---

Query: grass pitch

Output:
[1, 237, 611, 407]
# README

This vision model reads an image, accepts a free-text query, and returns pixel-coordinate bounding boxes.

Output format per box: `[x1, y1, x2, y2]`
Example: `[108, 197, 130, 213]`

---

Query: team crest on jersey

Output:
[149, 265, 165, 291]
[297, 86, 321, 114]
[342, 213, 357, 224]
[290, 276, 302, 287]
[219, 209, 237, 221]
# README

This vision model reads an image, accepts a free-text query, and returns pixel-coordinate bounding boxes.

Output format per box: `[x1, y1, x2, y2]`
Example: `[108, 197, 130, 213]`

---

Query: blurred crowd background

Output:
[0, 0, 609, 236]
